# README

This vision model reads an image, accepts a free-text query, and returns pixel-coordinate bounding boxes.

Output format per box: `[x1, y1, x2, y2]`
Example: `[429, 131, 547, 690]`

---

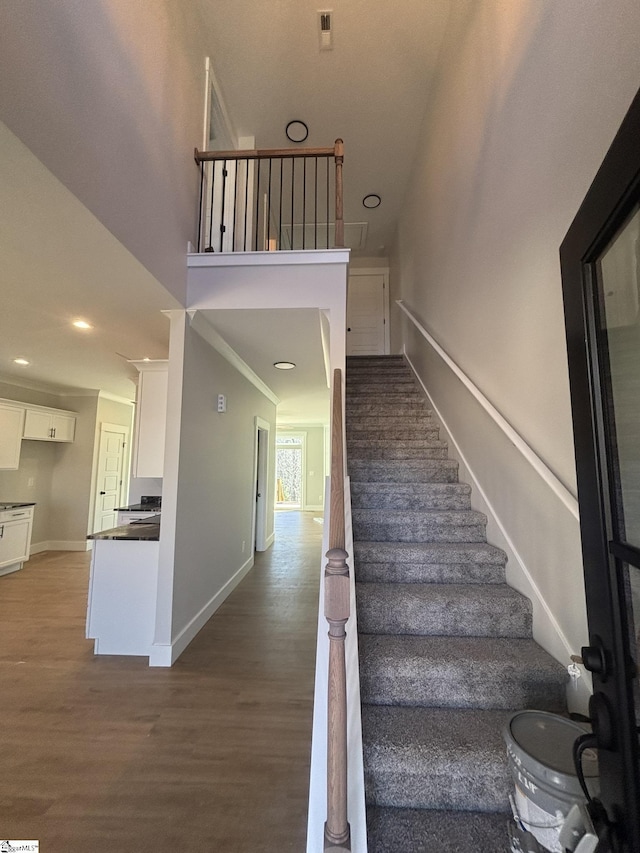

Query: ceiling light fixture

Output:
[13, 358, 30, 366]
[273, 361, 296, 370]
[285, 120, 309, 144]
[363, 194, 381, 209]
[72, 319, 93, 330]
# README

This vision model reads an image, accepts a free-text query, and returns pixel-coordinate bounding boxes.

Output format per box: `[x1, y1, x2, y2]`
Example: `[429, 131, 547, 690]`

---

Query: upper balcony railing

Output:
[194, 140, 344, 253]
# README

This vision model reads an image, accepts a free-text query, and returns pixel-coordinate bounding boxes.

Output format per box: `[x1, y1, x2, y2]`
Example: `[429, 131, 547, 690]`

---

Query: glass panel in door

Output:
[596, 204, 640, 721]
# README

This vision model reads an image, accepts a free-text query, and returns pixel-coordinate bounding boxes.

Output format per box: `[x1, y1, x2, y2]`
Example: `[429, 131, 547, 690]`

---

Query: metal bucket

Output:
[503, 710, 599, 853]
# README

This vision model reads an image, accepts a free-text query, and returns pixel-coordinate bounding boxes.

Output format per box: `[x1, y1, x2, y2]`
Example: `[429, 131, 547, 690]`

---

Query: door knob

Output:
[581, 636, 609, 681]
[100, 491, 106, 495]
[347, 327, 351, 332]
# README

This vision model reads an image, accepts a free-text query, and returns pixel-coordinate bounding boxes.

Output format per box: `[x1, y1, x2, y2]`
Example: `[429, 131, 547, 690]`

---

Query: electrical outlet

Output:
[27, 477, 35, 487]
[242, 540, 246, 552]
[217, 394, 226, 412]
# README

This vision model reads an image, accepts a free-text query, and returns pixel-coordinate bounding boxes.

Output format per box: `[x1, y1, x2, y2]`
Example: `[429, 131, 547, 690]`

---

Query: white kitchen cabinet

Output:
[0, 505, 34, 576]
[23, 406, 76, 442]
[0, 402, 25, 469]
[131, 361, 168, 478]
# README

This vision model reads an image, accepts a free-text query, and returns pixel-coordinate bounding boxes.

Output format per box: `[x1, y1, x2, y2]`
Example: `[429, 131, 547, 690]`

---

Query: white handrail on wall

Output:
[396, 300, 579, 521]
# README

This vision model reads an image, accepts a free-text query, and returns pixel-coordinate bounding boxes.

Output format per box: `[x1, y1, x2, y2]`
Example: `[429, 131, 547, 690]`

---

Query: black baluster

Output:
[314, 157, 318, 250]
[220, 159, 228, 252]
[291, 157, 296, 250]
[254, 158, 261, 251]
[302, 158, 307, 250]
[244, 158, 249, 252]
[233, 159, 239, 253]
[197, 161, 204, 252]
[268, 158, 273, 250]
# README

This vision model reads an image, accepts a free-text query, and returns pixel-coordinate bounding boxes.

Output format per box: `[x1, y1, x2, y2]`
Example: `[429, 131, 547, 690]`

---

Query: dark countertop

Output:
[88, 516, 160, 541]
[0, 501, 36, 509]
[115, 503, 161, 512]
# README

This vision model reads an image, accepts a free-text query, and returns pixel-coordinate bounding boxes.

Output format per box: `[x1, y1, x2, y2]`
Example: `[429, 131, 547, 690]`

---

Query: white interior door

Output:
[346, 271, 388, 355]
[253, 417, 270, 551]
[93, 424, 128, 532]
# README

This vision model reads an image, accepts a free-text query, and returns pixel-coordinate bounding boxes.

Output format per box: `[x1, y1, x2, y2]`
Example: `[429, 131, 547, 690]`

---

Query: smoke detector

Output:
[318, 10, 333, 50]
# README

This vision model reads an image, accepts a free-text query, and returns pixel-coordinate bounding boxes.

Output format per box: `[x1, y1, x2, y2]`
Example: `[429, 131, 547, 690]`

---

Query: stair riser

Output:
[347, 400, 430, 411]
[351, 484, 471, 511]
[347, 378, 416, 388]
[353, 521, 487, 543]
[363, 765, 510, 812]
[356, 562, 505, 584]
[347, 416, 435, 428]
[349, 462, 459, 483]
[347, 428, 440, 441]
[348, 438, 445, 450]
[360, 669, 566, 711]
[356, 594, 532, 637]
[347, 400, 427, 411]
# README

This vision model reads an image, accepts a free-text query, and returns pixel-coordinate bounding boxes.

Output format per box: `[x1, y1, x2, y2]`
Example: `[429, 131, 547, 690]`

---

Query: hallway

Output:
[1, 511, 323, 852]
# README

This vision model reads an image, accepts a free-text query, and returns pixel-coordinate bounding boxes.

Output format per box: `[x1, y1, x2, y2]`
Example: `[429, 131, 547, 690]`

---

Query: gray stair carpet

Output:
[346, 355, 567, 853]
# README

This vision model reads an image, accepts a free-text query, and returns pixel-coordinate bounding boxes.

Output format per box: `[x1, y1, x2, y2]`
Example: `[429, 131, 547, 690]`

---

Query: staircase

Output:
[347, 355, 567, 853]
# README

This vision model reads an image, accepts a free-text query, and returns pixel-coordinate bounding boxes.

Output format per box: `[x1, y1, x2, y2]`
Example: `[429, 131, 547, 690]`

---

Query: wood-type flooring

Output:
[1, 511, 323, 852]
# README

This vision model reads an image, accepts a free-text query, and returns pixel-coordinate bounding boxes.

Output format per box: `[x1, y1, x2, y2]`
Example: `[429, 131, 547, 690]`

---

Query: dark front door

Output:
[561, 87, 640, 852]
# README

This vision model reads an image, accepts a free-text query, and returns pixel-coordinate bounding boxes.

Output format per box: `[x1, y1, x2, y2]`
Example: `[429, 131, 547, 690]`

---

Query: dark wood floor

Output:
[1, 511, 323, 852]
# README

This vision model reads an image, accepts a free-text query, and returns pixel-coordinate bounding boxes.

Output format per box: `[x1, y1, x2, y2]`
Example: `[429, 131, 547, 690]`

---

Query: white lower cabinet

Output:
[0, 506, 34, 576]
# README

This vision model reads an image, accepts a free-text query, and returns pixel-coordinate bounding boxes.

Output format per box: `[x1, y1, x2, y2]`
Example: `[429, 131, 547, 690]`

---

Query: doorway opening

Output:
[275, 433, 305, 510]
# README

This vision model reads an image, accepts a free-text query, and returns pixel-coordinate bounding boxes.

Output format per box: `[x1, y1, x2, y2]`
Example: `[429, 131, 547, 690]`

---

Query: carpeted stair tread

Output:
[347, 437, 447, 450]
[348, 425, 441, 441]
[359, 634, 567, 710]
[347, 380, 420, 394]
[354, 540, 507, 584]
[361, 705, 512, 811]
[352, 508, 488, 543]
[356, 582, 532, 637]
[349, 459, 459, 483]
[365, 807, 510, 853]
[346, 415, 436, 429]
[348, 445, 449, 461]
[351, 482, 471, 511]
[347, 402, 431, 415]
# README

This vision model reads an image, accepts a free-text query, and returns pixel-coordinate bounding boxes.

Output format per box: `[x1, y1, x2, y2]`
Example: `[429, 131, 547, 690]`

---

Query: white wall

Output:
[152, 313, 277, 664]
[392, 0, 640, 681]
[0, 1, 213, 305]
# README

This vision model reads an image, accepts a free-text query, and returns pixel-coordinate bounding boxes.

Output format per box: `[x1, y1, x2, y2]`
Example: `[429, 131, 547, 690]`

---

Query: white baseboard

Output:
[31, 540, 90, 554]
[148, 554, 255, 667]
[304, 504, 324, 512]
[264, 531, 275, 548]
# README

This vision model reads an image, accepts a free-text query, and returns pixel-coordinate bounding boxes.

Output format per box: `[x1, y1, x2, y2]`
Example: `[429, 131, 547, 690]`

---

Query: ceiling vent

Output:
[318, 11, 333, 50]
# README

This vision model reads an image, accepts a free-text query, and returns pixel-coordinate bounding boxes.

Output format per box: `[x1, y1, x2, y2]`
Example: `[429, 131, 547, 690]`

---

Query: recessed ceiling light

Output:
[363, 194, 381, 209]
[13, 358, 30, 366]
[285, 120, 309, 143]
[72, 319, 93, 330]
[273, 361, 296, 370]
[143, 357, 151, 362]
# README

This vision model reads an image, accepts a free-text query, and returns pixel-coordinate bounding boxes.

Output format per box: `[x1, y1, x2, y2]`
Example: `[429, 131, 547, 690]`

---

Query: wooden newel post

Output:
[324, 546, 351, 850]
[334, 139, 344, 249]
